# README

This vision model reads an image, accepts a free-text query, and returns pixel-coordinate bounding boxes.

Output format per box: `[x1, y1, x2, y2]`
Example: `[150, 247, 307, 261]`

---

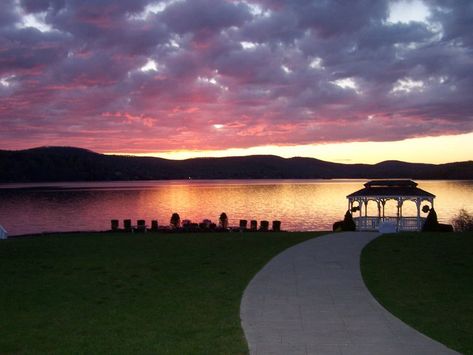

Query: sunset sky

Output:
[0, 0, 472, 163]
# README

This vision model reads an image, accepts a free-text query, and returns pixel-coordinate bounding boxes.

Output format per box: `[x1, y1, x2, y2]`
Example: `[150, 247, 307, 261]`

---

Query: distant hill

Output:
[0, 146, 472, 182]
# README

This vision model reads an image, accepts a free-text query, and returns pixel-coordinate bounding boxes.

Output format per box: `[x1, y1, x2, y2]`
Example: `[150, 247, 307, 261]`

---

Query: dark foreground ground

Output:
[2, 231, 471, 354]
[0, 232, 320, 354]
[361, 232, 473, 355]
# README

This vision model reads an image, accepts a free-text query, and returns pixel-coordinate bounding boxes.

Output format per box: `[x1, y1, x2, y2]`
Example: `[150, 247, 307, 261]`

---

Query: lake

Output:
[0, 180, 472, 236]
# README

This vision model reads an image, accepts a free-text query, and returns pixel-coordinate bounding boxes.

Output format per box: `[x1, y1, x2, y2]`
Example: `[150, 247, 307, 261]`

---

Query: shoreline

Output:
[5, 228, 326, 239]
[2, 177, 473, 190]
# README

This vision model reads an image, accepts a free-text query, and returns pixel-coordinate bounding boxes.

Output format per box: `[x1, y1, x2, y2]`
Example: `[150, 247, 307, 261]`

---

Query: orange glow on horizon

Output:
[104, 132, 473, 164]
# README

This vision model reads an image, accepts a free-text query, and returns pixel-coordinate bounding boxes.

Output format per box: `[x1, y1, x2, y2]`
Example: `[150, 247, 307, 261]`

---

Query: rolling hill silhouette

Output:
[0, 146, 472, 182]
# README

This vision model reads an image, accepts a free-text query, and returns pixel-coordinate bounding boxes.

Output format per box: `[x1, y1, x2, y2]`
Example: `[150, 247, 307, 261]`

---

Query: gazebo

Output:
[346, 180, 435, 232]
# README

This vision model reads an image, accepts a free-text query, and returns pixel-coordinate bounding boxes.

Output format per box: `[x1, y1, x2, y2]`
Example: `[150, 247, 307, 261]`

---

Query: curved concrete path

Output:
[240, 232, 458, 355]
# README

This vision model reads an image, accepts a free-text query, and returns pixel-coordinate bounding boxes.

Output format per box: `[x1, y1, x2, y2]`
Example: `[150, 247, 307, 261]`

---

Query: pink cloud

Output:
[0, 0, 472, 154]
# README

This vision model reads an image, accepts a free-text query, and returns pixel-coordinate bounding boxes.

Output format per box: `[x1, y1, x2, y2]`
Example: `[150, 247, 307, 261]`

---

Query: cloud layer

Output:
[1, 0, 472, 153]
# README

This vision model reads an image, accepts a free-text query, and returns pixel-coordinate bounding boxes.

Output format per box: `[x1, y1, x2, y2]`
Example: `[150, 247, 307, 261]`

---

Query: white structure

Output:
[0, 225, 8, 239]
[347, 180, 435, 232]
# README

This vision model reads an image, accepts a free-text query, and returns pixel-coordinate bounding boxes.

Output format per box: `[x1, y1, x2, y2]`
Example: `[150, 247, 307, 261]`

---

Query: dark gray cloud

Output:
[0, 0, 472, 152]
[161, 0, 251, 35]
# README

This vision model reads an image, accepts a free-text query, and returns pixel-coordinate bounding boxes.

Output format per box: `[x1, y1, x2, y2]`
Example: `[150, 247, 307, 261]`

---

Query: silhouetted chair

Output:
[124, 219, 132, 232]
[136, 219, 146, 233]
[151, 220, 158, 232]
[260, 220, 269, 231]
[111, 219, 119, 232]
[272, 220, 281, 232]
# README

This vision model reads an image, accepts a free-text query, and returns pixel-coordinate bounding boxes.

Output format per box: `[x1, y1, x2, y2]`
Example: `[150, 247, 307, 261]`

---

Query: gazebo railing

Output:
[354, 216, 426, 232]
[399, 217, 426, 231]
[354, 216, 381, 231]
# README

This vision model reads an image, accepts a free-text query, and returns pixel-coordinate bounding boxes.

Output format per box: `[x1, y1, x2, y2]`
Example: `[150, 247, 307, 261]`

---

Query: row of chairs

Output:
[111, 219, 155, 232]
[239, 219, 281, 231]
[110, 219, 282, 232]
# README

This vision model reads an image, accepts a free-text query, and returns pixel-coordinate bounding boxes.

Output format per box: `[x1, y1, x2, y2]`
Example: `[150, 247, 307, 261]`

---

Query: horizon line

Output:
[2, 144, 472, 166]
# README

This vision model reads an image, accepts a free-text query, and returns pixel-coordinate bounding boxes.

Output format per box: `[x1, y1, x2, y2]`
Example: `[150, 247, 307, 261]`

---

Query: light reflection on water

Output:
[0, 179, 472, 236]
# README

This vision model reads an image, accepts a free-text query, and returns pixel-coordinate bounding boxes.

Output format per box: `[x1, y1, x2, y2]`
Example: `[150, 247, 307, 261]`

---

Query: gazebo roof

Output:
[347, 179, 435, 198]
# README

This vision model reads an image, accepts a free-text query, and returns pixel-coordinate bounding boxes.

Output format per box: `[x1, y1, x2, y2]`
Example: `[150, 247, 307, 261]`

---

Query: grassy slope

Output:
[0, 232, 320, 354]
[361, 232, 473, 354]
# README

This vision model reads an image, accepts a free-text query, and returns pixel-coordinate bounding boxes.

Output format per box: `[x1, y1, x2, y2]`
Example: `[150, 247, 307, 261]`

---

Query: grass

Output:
[361, 232, 473, 354]
[0, 231, 321, 354]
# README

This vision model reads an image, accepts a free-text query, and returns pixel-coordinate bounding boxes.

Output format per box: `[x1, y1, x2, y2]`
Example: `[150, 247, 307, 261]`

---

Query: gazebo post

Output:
[400, 199, 404, 231]
[376, 200, 381, 227]
[416, 198, 421, 230]
[395, 198, 399, 232]
[396, 198, 399, 219]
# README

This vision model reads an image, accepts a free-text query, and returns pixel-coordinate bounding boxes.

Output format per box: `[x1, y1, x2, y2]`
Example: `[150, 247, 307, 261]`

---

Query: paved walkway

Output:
[240, 232, 458, 355]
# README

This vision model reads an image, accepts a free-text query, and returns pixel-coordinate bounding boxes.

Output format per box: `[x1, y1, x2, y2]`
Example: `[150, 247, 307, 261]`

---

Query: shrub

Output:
[422, 208, 439, 232]
[333, 211, 356, 232]
[342, 210, 356, 231]
[422, 208, 453, 232]
[451, 209, 473, 232]
[170, 213, 181, 229]
[219, 212, 228, 229]
[438, 223, 454, 232]
[332, 221, 343, 232]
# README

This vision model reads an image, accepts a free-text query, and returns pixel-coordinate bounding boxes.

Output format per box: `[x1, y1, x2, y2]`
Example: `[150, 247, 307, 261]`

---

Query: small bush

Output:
[343, 210, 356, 231]
[422, 208, 439, 232]
[170, 213, 181, 229]
[219, 212, 228, 228]
[332, 221, 343, 232]
[333, 211, 356, 232]
[422, 209, 453, 232]
[451, 209, 473, 232]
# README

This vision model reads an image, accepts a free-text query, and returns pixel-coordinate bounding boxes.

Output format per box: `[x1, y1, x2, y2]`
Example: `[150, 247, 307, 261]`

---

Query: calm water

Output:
[0, 180, 472, 236]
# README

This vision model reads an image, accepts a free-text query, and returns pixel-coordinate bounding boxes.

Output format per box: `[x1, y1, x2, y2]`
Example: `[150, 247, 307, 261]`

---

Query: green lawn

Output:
[0, 232, 321, 354]
[361, 232, 473, 354]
